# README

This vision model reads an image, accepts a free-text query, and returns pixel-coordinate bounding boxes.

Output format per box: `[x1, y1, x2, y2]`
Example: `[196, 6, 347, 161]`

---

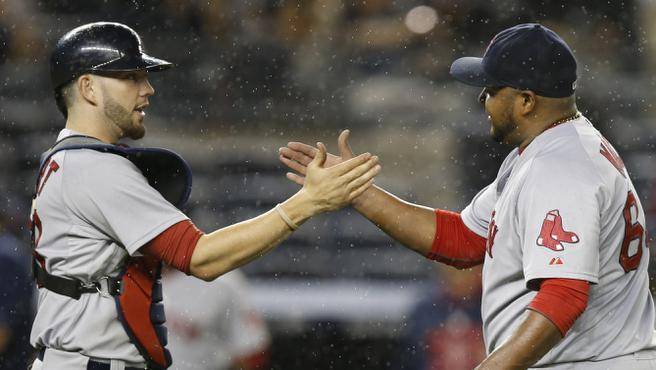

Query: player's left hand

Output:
[279, 129, 357, 186]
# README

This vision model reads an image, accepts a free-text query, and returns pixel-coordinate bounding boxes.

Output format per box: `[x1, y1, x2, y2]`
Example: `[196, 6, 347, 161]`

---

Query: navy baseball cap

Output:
[450, 23, 577, 98]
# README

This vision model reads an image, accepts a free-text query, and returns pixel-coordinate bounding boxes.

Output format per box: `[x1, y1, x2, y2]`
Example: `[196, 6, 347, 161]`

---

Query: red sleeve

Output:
[141, 220, 204, 275]
[527, 278, 590, 337]
[426, 209, 487, 269]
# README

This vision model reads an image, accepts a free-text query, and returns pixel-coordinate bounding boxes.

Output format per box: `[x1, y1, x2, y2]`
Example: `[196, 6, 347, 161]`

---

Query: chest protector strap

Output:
[33, 135, 192, 369]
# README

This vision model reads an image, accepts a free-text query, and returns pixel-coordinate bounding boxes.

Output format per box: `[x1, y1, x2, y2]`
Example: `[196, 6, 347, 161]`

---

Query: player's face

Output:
[98, 70, 154, 140]
[479, 86, 520, 145]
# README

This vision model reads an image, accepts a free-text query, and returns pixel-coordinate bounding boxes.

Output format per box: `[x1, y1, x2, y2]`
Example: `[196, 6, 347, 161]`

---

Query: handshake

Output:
[275, 129, 380, 226]
[185, 128, 385, 281]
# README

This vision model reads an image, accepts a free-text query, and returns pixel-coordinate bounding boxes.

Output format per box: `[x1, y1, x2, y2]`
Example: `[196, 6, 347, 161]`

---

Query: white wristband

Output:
[275, 204, 299, 231]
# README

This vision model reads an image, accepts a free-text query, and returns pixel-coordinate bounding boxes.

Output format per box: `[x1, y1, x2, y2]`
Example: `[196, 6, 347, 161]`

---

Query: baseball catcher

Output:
[29, 22, 381, 370]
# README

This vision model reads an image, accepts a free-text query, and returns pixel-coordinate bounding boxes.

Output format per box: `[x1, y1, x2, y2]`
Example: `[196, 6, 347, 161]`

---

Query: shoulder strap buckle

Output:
[95, 276, 123, 298]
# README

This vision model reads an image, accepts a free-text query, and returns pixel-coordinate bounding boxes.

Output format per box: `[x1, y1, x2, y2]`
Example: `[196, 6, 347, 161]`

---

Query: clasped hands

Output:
[279, 130, 377, 212]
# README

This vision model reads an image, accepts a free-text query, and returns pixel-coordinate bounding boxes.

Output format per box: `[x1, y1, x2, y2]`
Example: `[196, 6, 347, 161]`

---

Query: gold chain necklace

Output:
[520, 112, 582, 153]
[547, 111, 581, 129]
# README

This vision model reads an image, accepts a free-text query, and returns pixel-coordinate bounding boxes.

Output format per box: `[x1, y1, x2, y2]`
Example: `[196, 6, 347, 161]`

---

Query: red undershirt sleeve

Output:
[527, 278, 590, 337]
[141, 220, 204, 275]
[426, 209, 487, 269]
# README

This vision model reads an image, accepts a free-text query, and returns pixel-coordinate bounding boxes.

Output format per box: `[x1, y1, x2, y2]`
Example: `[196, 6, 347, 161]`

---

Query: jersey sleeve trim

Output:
[141, 220, 203, 274]
[527, 278, 590, 337]
[525, 271, 598, 290]
[427, 209, 486, 269]
[460, 206, 489, 238]
[126, 214, 189, 255]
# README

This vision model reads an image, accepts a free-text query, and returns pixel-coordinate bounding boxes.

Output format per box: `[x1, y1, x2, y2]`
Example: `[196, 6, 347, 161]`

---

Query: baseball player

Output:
[29, 22, 380, 370]
[163, 268, 270, 370]
[280, 23, 656, 369]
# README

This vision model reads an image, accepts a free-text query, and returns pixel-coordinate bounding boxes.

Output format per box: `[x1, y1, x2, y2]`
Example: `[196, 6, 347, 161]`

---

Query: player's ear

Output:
[77, 74, 99, 106]
[518, 90, 537, 115]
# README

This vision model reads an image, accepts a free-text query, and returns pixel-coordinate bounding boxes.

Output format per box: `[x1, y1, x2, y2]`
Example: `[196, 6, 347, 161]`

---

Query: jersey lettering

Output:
[31, 208, 43, 247]
[619, 191, 645, 272]
[486, 211, 498, 258]
[32, 159, 60, 248]
[37, 159, 60, 195]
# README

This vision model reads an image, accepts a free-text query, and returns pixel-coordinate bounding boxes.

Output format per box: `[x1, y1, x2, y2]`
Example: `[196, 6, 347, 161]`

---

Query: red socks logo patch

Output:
[536, 210, 579, 251]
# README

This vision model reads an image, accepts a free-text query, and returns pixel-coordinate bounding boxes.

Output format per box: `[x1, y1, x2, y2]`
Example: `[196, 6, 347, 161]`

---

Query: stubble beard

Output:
[490, 108, 517, 145]
[103, 94, 145, 140]
[491, 121, 512, 143]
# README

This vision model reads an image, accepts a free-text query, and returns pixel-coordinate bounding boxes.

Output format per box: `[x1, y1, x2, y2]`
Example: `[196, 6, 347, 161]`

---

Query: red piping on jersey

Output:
[528, 278, 590, 337]
[142, 220, 203, 274]
[427, 209, 487, 269]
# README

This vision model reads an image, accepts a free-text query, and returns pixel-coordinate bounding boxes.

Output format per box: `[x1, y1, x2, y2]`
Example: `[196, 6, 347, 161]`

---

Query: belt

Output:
[87, 361, 147, 370]
[38, 348, 148, 370]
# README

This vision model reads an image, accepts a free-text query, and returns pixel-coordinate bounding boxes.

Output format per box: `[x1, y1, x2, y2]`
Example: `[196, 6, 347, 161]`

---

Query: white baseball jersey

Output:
[461, 115, 656, 366]
[163, 269, 270, 370]
[30, 129, 188, 363]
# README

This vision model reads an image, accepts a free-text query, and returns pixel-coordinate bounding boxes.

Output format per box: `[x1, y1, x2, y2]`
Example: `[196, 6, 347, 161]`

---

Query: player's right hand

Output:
[300, 141, 380, 213]
[279, 129, 357, 186]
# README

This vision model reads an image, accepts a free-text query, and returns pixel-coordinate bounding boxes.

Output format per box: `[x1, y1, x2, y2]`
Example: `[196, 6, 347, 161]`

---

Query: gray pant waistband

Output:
[530, 349, 656, 370]
[35, 347, 148, 370]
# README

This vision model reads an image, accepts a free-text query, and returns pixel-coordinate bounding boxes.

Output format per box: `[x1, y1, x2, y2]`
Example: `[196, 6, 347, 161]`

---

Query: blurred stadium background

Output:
[2, 0, 656, 369]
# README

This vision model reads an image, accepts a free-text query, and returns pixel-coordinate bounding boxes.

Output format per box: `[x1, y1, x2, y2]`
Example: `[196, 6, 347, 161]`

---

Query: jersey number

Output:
[619, 191, 645, 272]
[598, 138, 645, 272]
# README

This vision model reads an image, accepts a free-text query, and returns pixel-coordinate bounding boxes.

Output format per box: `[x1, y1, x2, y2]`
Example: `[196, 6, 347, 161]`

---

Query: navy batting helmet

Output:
[50, 22, 172, 117]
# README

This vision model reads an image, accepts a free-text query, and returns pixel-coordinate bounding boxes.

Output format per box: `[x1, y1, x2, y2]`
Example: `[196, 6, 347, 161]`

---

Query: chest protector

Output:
[32, 135, 192, 369]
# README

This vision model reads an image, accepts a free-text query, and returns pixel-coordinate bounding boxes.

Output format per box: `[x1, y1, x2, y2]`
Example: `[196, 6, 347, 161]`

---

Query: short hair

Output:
[54, 80, 76, 119]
